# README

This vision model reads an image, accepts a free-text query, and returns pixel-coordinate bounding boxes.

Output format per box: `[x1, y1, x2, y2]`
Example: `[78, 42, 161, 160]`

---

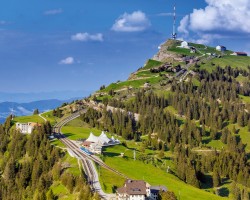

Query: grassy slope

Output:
[101, 76, 163, 92]
[239, 95, 250, 104]
[50, 153, 81, 199]
[142, 59, 163, 70]
[41, 110, 59, 125]
[199, 56, 250, 71]
[102, 145, 226, 200]
[99, 166, 126, 193]
[61, 118, 103, 140]
[61, 126, 102, 140]
[228, 124, 250, 152]
[50, 39, 249, 199]
[13, 115, 45, 124]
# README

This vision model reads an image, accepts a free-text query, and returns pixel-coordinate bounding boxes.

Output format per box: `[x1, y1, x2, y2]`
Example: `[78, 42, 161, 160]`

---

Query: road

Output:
[53, 109, 127, 199]
[39, 112, 48, 122]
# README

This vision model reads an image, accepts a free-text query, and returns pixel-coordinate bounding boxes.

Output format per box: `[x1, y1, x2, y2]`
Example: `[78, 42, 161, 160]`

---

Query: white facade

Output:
[16, 122, 37, 134]
[129, 194, 145, 200]
[117, 194, 145, 200]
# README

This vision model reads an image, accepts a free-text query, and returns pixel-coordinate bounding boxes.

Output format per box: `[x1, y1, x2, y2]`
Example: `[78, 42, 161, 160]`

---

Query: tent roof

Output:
[86, 132, 99, 143]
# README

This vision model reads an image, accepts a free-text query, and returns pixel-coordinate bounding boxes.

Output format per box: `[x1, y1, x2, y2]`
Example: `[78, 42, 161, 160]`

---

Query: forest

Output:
[80, 66, 250, 199]
[0, 116, 98, 200]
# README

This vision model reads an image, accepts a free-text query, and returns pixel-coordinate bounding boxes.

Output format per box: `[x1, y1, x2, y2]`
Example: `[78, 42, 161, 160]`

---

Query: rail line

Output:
[52, 109, 128, 199]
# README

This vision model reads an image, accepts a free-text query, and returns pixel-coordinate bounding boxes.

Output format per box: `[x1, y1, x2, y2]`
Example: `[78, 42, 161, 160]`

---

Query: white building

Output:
[117, 180, 167, 200]
[16, 122, 39, 134]
[177, 41, 189, 49]
[216, 45, 226, 52]
[231, 52, 248, 56]
[117, 180, 147, 200]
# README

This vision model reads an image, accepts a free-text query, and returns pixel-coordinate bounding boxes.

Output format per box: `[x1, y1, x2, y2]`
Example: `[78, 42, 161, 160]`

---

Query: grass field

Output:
[41, 110, 59, 125]
[101, 145, 227, 200]
[135, 70, 156, 77]
[202, 137, 226, 150]
[164, 106, 178, 115]
[99, 166, 126, 193]
[50, 139, 66, 148]
[61, 118, 110, 140]
[50, 181, 76, 200]
[13, 115, 45, 124]
[228, 124, 250, 152]
[199, 55, 250, 71]
[192, 78, 201, 87]
[142, 59, 163, 70]
[239, 95, 250, 104]
[63, 153, 81, 176]
[50, 153, 81, 199]
[101, 76, 163, 92]
[236, 75, 249, 83]
[61, 126, 103, 140]
[168, 46, 201, 56]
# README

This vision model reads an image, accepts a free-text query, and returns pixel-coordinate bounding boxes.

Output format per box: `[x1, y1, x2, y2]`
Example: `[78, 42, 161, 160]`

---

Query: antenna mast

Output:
[172, 5, 177, 40]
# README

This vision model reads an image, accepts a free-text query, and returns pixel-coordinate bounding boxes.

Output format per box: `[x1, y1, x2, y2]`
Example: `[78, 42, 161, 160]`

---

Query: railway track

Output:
[52, 109, 128, 199]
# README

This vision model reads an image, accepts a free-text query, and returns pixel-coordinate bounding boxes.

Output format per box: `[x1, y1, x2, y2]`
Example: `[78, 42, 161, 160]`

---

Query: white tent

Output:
[99, 131, 111, 144]
[86, 132, 99, 143]
[85, 131, 120, 147]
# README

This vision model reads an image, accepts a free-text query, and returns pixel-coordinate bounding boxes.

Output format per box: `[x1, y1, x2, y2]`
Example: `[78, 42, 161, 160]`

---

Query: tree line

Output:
[0, 116, 99, 200]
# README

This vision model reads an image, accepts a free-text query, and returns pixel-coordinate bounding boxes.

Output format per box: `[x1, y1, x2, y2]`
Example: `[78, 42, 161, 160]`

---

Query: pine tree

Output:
[33, 109, 39, 115]
[213, 168, 221, 187]
[46, 189, 56, 200]
[248, 120, 250, 132]
[237, 112, 244, 127]
[159, 191, 177, 200]
[242, 187, 250, 200]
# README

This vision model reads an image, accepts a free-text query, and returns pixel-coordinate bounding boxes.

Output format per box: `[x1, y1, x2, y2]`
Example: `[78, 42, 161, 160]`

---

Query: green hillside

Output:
[13, 115, 45, 124]
[19, 39, 249, 200]
[85, 39, 250, 199]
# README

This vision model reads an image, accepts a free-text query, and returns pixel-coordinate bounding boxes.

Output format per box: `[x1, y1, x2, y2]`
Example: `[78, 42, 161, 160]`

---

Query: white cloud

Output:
[178, 15, 189, 36]
[178, 0, 250, 43]
[111, 11, 150, 32]
[59, 57, 74, 65]
[71, 32, 103, 42]
[44, 9, 63, 15]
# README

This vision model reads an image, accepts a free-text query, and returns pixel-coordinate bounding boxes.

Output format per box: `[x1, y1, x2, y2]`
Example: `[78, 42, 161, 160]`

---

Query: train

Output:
[80, 147, 93, 155]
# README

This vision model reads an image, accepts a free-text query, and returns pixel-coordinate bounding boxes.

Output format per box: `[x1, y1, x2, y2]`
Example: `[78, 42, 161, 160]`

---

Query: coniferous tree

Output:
[213, 168, 221, 187]
[33, 109, 39, 115]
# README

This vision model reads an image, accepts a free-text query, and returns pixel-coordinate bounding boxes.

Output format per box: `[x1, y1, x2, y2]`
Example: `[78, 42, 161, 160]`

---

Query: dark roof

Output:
[150, 186, 167, 193]
[235, 52, 247, 55]
[117, 180, 147, 195]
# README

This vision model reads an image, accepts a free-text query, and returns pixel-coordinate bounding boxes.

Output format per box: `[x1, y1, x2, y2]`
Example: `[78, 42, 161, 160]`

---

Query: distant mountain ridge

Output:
[0, 90, 92, 103]
[0, 98, 78, 124]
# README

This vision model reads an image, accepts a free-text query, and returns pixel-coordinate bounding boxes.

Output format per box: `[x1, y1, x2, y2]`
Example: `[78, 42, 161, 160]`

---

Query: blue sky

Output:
[0, 0, 249, 101]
